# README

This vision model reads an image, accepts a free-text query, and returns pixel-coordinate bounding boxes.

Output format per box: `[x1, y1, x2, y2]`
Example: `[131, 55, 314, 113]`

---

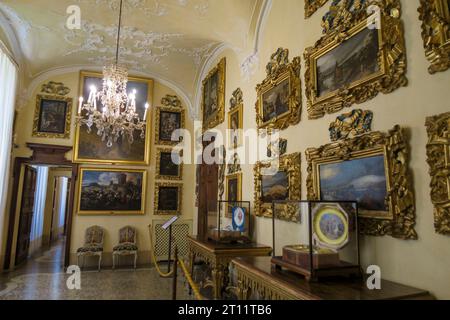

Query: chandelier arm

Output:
[115, 0, 123, 65]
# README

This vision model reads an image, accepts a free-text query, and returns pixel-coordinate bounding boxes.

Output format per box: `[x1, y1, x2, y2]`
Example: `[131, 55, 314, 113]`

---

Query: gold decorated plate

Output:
[313, 206, 349, 249]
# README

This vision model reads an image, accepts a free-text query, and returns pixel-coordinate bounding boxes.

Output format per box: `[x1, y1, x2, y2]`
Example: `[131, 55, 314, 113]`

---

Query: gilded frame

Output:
[304, 0, 407, 119]
[201, 58, 226, 132]
[76, 167, 147, 216]
[154, 182, 183, 215]
[155, 105, 186, 146]
[418, 0, 450, 74]
[306, 125, 417, 239]
[32, 94, 72, 139]
[425, 111, 450, 235]
[228, 103, 243, 149]
[255, 48, 302, 131]
[225, 172, 242, 217]
[305, 0, 329, 18]
[73, 71, 153, 165]
[254, 152, 301, 222]
[155, 147, 183, 180]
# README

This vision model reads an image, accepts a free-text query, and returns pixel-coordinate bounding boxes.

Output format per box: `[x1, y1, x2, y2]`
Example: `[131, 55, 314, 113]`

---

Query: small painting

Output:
[202, 58, 225, 131]
[261, 78, 290, 123]
[77, 169, 146, 215]
[157, 148, 182, 180]
[159, 111, 182, 142]
[319, 154, 388, 217]
[313, 205, 349, 249]
[226, 173, 242, 216]
[33, 95, 72, 139]
[228, 104, 243, 148]
[261, 171, 289, 203]
[316, 27, 380, 98]
[155, 183, 182, 215]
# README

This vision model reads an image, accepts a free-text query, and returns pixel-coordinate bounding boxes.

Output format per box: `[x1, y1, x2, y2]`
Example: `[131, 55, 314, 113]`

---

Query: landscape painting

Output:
[261, 78, 290, 123]
[319, 154, 388, 218]
[75, 72, 152, 164]
[261, 171, 289, 203]
[316, 27, 380, 98]
[78, 169, 146, 215]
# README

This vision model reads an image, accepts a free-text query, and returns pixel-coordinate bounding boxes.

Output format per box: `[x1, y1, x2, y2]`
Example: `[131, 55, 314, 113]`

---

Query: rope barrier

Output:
[178, 257, 203, 300]
[148, 224, 174, 278]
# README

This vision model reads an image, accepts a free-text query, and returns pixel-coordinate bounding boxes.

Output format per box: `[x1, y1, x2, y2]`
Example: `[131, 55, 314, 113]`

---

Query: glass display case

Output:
[271, 200, 361, 281]
[207, 200, 251, 243]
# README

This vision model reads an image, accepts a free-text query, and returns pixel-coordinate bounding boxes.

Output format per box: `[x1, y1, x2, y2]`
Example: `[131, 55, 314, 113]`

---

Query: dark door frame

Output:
[3, 143, 78, 270]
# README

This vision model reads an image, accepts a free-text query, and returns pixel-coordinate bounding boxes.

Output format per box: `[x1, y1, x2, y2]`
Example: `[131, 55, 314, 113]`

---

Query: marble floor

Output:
[0, 240, 191, 300]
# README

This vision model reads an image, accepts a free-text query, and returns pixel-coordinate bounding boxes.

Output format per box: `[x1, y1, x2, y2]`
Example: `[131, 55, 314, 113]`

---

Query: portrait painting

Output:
[226, 173, 242, 216]
[77, 169, 146, 215]
[156, 148, 182, 180]
[155, 183, 182, 215]
[228, 104, 243, 148]
[33, 95, 72, 139]
[261, 78, 290, 123]
[316, 27, 380, 98]
[261, 171, 289, 203]
[202, 58, 225, 131]
[74, 71, 153, 165]
[319, 155, 388, 218]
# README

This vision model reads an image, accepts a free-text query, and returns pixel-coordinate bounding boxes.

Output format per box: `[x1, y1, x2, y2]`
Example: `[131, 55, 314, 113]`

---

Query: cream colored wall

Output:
[202, 0, 450, 299]
[0, 70, 196, 269]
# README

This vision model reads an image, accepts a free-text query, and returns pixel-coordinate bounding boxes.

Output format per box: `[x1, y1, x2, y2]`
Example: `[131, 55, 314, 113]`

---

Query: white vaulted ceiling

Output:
[0, 0, 268, 112]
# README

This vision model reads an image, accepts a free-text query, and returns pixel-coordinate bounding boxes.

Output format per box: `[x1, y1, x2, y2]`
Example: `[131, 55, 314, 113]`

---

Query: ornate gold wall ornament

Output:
[154, 182, 183, 215]
[254, 152, 301, 222]
[329, 109, 373, 141]
[155, 103, 186, 146]
[41, 81, 71, 96]
[304, 0, 407, 119]
[425, 112, 450, 235]
[305, 0, 329, 18]
[161, 94, 182, 108]
[230, 88, 243, 110]
[306, 125, 417, 240]
[255, 48, 302, 131]
[418, 0, 450, 74]
[155, 147, 183, 181]
[202, 58, 226, 132]
[227, 152, 242, 175]
[32, 94, 72, 139]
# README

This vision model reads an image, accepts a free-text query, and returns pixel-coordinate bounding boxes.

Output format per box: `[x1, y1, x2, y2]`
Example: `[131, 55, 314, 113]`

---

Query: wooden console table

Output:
[187, 236, 272, 299]
[232, 257, 434, 300]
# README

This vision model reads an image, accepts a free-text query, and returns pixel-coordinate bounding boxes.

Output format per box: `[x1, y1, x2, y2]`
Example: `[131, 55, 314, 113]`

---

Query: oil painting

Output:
[77, 169, 146, 215]
[74, 72, 153, 165]
[228, 105, 242, 148]
[319, 155, 388, 218]
[261, 171, 289, 203]
[156, 148, 182, 180]
[316, 27, 380, 98]
[155, 183, 182, 215]
[159, 111, 182, 142]
[202, 58, 225, 131]
[226, 173, 242, 216]
[261, 78, 290, 123]
[33, 95, 72, 139]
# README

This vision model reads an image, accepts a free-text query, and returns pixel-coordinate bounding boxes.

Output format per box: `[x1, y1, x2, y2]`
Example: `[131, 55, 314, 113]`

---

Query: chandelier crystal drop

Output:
[76, 0, 149, 148]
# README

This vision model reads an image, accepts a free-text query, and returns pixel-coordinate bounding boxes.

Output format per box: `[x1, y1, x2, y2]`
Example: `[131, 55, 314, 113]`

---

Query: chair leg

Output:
[134, 252, 137, 270]
[98, 254, 101, 272]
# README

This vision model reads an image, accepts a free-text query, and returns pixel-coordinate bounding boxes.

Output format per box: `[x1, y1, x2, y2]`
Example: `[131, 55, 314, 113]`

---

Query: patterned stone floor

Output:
[0, 240, 191, 300]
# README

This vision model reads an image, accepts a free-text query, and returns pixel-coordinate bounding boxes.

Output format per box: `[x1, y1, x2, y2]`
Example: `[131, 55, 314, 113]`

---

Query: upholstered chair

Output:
[113, 226, 138, 270]
[76, 225, 104, 271]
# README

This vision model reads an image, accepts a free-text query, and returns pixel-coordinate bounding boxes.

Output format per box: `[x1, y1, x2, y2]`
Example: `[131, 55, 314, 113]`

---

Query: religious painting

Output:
[256, 48, 301, 131]
[77, 168, 146, 215]
[225, 173, 242, 216]
[305, 0, 407, 119]
[155, 106, 185, 146]
[155, 183, 182, 215]
[202, 58, 226, 132]
[228, 103, 243, 148]
[306, 125, 417, 239]
[156, 148, 183, 180]
[318, 155, 388, 218]
[74, 71, 153, 165]
[254, 152, 301, 221]
[32, 95, 72, 139]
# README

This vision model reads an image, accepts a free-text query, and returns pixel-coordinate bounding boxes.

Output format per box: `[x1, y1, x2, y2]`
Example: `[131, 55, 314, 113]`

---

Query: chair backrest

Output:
[119, 226, 137, 245]
[85, 226, 104, 246]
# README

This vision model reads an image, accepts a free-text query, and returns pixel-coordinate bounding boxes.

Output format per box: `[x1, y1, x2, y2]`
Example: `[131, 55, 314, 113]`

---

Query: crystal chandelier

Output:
[77, 0, 149, 148]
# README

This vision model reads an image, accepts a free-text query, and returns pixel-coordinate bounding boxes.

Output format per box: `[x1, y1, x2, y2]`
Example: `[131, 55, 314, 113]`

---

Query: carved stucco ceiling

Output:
[0, 0, 261, 105]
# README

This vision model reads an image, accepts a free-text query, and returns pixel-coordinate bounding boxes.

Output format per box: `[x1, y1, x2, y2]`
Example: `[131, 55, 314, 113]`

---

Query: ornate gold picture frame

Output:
[254, 152, 301, 221]
[305, 0, 329, 18]
[226, 172, 242, 217]
[425, 111, 450, 235]
[77, 168, 147, 216]
[418, 0, 450, 74]
[33, 94, 72, 139]
[306, 125, 417, 240]
[228, 102, 243, 149]
[154, 182, 182, 215]
[155, 105, 186, 146]
[201, 58, 226, 132]
[156, 147, 183, 180]
[73, 71, 153, 165]
[304, 0, 407, 119]
[255, 48, 301, 131]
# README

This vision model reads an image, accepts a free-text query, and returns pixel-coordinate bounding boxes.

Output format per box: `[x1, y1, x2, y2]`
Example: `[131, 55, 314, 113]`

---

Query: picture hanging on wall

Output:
[32, 94, 72, 139]
[304, 0, 407, 119]
[154, 182, 182, 215]
[156, 147, 183, 180]
[228, 88, 244, 149]
[201, 58, 226, 132]
[77, 168, 147, 215]
[306, 125, 417, 240]
[155, 95, 185, 146]
[73, 71, 153, 165]
[225, 173, 242, 216]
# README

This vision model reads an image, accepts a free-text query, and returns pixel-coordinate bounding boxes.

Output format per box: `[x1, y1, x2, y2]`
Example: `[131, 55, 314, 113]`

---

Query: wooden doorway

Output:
[15, 165, 37, 266]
